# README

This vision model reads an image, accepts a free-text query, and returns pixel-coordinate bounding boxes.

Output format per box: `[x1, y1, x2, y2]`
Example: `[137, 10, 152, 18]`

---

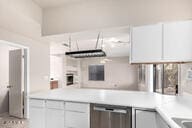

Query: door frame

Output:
[0, 40, 30, 119]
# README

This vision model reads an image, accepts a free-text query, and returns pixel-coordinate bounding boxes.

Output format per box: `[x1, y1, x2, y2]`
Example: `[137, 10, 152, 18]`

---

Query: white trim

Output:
[0, 40, 30, 119]
[129, 25, 133, 64]
[24, 48, 30, 118]
[0, 40, 28, 49]
[178, 64, 182, 95]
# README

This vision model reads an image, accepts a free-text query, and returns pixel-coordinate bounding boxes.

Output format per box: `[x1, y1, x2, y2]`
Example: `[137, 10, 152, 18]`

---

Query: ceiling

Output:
[33, 0, 89, 8]
[49, 26, 130, 57]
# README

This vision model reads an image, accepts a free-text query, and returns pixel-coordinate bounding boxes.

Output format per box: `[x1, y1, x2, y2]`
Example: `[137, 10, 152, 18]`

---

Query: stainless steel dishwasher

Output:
[91, 104, 132, 128]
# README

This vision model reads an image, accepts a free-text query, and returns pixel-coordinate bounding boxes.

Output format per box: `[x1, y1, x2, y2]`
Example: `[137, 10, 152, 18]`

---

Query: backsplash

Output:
[180, 63, 192, 94]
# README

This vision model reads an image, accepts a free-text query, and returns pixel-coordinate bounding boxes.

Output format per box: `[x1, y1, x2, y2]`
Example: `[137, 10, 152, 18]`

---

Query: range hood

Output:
[65, 49, 106, 58]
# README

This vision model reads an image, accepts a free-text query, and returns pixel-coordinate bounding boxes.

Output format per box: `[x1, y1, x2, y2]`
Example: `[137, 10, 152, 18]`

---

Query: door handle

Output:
[94, 106, 127, 114]
[7, 85, 13, 88]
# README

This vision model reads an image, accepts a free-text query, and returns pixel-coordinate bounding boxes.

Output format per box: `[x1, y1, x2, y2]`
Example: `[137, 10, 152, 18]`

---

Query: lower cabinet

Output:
[134, 109, 170, 128]
[29, 99, 46, 128]
[29, 99, 90, 128]
[30, 99, 169, 128]
[65, 111, 89, 128]
[65, 102, 90, 128]
[46, 109, 65, 128]
[135, 109, 157, 128]
[46, 100, 65, 128]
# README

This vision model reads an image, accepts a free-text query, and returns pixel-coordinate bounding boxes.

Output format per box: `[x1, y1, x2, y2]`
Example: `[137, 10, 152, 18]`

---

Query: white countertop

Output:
[29, 88, 192, 128]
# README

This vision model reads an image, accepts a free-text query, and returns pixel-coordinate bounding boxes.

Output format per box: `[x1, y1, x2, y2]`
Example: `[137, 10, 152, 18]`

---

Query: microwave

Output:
[66, 74, 73, 85]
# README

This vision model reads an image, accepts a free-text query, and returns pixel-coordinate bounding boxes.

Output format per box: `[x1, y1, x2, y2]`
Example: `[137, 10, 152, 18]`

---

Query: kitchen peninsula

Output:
[29, 88, 192, 128]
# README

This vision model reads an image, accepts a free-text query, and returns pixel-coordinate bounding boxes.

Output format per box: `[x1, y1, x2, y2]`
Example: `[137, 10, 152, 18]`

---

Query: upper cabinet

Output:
[163, 21, 192, 61]
[130, 20, 192, 63]
[131, 24, 163, 63]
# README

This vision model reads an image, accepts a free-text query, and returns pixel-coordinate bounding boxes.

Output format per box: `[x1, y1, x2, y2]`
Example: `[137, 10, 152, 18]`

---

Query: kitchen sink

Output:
[182, 121, 192, 128]
[172, 117, 192, 128]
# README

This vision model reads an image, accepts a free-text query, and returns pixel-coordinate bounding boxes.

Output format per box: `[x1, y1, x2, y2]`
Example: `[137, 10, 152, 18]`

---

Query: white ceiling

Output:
[33, 0, 89, 8]
[49, 26, 130, 57]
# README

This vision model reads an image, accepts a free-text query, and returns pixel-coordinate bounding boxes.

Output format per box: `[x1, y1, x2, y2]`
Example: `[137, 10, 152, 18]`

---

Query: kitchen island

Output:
[29, 88, 192, 128]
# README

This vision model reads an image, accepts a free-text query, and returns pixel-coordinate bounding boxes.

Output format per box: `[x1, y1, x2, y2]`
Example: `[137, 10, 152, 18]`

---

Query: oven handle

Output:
[93, 106, 127, 114]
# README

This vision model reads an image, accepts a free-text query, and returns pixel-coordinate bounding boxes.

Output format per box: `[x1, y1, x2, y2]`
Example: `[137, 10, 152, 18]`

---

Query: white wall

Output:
[0, 0, 50, 93]
[0, 33, 50, 93]
[42, 0, 192, 35]
[0, 0, 42, 38]
[50, 43, 69, 87]
[80, 57, 138, 90]
[50, 55, 64, 87]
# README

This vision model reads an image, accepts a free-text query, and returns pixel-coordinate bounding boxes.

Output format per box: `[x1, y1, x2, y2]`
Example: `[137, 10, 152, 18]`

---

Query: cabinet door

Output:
[29, 107, 45, 128]
[131, 24, 163, 63]
[156, 114, 170, 128]
[135, 110, 157, 128]
[164, 21, 192, 61]
[65, 102, 90, 128]
[46, 109, 64, 128]
[29, 99, 45, 128]
[65, 111, 89, 128]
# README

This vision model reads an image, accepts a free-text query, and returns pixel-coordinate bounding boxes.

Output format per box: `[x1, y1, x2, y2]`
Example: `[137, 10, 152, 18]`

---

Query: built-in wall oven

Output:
[91, 104, 132, 128]
[66, 74, 73, 85]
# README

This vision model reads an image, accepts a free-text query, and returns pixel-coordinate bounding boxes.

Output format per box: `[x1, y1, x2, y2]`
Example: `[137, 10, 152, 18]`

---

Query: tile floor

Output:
[0, 113, 28, 128]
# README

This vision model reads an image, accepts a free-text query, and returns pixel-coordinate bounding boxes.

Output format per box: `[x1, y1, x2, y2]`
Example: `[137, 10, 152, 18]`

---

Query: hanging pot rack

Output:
[65, 33, 106, 58]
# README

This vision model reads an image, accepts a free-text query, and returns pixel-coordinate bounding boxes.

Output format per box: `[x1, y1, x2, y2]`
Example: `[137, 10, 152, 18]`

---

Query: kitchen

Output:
[0, 0, 192, 128]
[30, 20, 192, 128]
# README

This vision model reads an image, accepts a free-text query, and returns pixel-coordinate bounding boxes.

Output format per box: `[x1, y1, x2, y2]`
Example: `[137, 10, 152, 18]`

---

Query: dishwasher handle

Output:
[93, 106, 127, 114]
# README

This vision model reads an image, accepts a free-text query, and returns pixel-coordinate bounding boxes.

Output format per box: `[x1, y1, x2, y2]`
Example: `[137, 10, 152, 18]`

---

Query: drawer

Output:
[65, 102, 89, 113]
[30, 99, 45, 108]
[65, 111, 89, 128]
[46, 100, 64, 110]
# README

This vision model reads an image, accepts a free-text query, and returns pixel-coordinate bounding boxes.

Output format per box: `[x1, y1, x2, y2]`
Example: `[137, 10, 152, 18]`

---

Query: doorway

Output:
[0, 40, 29, 119]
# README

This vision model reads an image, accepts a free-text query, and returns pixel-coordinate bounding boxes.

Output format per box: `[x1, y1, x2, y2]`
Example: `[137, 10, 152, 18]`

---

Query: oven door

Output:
[67, 74, 73, 85]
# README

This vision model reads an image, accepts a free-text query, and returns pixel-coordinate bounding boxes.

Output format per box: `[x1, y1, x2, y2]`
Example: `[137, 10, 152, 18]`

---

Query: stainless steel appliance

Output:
[91, 104, 132, 128]
[66, 74, 73, 85]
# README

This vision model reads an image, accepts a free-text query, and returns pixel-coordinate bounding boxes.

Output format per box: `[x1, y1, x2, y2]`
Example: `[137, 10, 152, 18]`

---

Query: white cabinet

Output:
[29, 99, 46, 128]
[46, 100, 65, 128]
[135, 109, 157, 128]
[29, 99, 90, 128]
[131, 20, 192, 63]
[65, 102, 90, 128]
[134, 109, 170, 128]
[131, 24, 163, 63]
[65, 111, 89, 128]
[163, 21, 192, 61]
